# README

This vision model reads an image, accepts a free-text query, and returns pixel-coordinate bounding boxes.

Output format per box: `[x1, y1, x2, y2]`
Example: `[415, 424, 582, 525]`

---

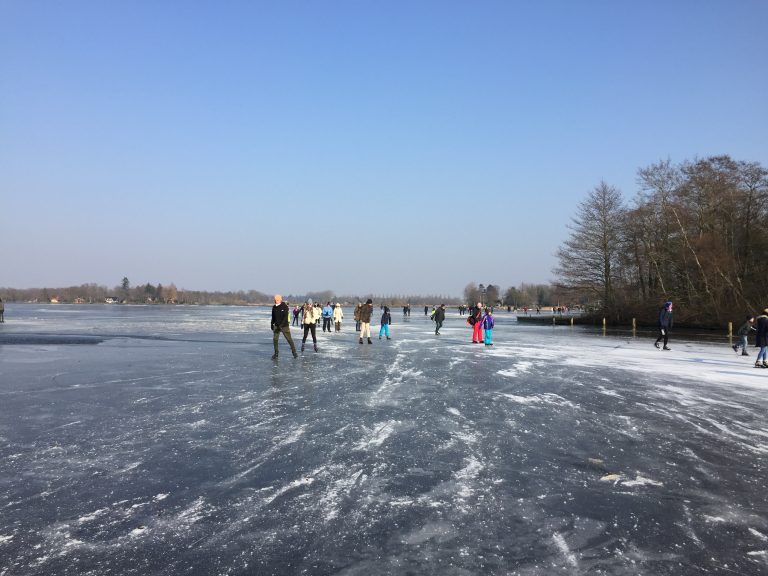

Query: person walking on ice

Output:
[434, 304, 445, 335]
[270, 294, 298, 359]
[468, 302, 483, 343]
[733, 315, 755, 356]
[654, 300, 673, 350]
[755, 309, 768, 368]
[482, 307, 494, 346]
[379, 306, 392, 340]
[333, 303, 344, 332]
[301, 298, 319, 352]
[322, 301, 334, 333]
[359, 298, 374, 344]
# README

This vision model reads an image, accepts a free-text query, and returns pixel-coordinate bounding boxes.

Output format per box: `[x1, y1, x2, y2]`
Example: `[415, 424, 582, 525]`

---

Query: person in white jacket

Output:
[333, 303, 344, 332]
[301, 298, 319, 352]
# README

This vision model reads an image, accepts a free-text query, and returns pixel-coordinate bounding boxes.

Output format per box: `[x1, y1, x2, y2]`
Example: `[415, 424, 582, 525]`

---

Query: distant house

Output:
[50, 297, 60, 304]
[74, 298, 86, 304]
[105, 297, 119, 304]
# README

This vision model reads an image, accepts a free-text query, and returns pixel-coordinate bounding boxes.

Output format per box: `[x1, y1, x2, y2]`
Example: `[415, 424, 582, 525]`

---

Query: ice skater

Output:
[322, 301, 333, 332]
[333, 303, 344, 332]
[654, 300, 673, 350]
[733, 315, 755, 356]
[482, 307, 494, 346]
[354, 303, 362, 332]
[434, 303, 445, 335]
[292, 305, 300, 326]
[0, 297, 4, 323]
[359, 299, 374, 344]
[468, 302, 483, 343]
[270, 295, 298, 359]
[755, 309, 768, 368]
[301, 299, 319, 352]
[379, 306, 392, 340]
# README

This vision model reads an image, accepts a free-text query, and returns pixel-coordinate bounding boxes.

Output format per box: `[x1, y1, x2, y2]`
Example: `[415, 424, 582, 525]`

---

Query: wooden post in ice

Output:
[632, 318, 636, 337]
[602, 317, 606, 335]
[570, 317, 574, 327]
[553, 316, 556, 327]
[728, 321, 733, 346]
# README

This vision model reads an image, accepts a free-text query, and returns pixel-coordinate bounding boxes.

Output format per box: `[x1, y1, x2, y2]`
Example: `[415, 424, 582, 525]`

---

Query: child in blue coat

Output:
[482, 307, 494, 346]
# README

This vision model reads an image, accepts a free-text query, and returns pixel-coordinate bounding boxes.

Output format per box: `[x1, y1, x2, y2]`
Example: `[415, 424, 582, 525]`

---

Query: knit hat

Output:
[366, 299, 372, 304]
[307, 298, 313, 305]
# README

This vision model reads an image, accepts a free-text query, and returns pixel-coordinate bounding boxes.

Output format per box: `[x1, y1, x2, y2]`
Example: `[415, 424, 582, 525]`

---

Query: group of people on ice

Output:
[734, 309, 768, 369]
[269, 296, 495, 359]
[654, 300, 768, 369]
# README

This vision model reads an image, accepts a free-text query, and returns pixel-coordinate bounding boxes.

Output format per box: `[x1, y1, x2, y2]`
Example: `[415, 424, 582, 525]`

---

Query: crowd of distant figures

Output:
[269, 296, 498, 359]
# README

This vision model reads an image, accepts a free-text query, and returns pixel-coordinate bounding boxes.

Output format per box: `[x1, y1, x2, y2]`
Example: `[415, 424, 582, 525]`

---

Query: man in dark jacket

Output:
[654, 300, 673, 350]
[434, 304, 446, 335]
[359, 298, 374, 344]
[271, 294, 298, 359]
[755, 309, 768, 368]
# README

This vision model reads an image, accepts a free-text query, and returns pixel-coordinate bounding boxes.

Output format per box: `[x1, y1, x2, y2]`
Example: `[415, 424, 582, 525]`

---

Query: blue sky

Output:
[2, 1, 766, 296]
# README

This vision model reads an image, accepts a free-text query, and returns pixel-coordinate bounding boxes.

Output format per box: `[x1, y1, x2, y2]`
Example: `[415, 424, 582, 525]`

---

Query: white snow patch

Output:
[264, 477, 315, 505]
[749, 528, 768, 541]
[498, 392, 574, 408]
[552, 532, 578, 568]
[621, 475, 664, 488]
[354, 420, 399, 450]
[77, 508, 109, 524]
[498, 361, 533, 378]
[0, 535, 13, 544]
[446, 407, 462, 417]
[154, 493, 170, 502]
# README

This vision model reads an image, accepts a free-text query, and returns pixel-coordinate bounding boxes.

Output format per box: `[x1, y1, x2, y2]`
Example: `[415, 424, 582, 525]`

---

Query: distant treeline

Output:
[0, 282, 563, 308]
[0, 282, 464, 307]
[555, 155, 768, 327]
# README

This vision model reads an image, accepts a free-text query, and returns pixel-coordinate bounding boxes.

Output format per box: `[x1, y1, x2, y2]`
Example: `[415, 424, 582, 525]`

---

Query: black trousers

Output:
[655, 327, 669, 347]
[322, 317, 332, 332]
[303, 323, 317, 343]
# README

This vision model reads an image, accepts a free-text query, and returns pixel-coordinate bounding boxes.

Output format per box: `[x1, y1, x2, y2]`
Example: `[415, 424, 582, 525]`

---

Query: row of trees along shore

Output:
[555, 155, 768, 328]
[1, 280, 560, 309]
[0, 280, 461, 307]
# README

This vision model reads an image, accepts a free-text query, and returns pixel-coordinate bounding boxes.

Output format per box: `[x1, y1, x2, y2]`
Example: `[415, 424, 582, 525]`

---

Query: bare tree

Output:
[554, 181, 624, 313]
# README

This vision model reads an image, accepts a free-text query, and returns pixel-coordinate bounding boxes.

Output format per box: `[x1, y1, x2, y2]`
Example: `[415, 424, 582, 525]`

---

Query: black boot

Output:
[367, 338, 372, 344]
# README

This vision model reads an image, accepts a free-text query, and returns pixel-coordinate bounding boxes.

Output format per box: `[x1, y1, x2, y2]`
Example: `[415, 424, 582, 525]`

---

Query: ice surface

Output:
[1, 304, 767, 575]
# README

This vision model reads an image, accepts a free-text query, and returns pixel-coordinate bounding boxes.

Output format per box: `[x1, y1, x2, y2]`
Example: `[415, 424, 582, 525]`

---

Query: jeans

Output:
[737, 335, 748, 351]
[322, 317, 332, 332]
[435, 320, 443, 334]
[379, 323, 390, 338]
[758, 346, 768, 363]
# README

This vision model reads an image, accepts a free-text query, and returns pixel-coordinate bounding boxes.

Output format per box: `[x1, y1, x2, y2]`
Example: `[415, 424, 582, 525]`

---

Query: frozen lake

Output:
[1, 304, 767, 575]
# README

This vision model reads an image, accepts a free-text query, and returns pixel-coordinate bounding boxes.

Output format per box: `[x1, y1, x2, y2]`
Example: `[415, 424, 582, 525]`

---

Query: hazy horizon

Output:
[2, 2, 766, 296]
